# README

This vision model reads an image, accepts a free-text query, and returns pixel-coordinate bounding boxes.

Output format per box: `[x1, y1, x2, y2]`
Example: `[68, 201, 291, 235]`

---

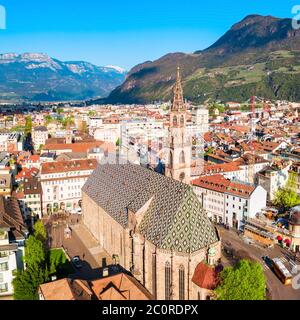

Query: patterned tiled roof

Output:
[82, 164, 219, 254]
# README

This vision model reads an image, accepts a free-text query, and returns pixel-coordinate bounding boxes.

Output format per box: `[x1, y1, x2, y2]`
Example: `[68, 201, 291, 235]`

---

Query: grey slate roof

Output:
[82, 164, 219, 253]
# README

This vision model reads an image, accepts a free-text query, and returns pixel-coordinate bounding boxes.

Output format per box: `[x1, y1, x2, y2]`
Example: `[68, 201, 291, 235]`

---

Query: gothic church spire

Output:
[172, 67, 185, 112]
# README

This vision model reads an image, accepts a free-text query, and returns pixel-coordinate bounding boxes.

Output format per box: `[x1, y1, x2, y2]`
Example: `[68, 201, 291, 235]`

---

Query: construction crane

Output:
[248, 96, 256, 185]
[245, 96, 272, 118]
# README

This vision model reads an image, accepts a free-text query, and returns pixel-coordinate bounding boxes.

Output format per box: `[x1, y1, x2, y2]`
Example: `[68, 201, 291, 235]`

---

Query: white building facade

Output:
[40, 159, 97, 215]
[193, 175, 267, 230]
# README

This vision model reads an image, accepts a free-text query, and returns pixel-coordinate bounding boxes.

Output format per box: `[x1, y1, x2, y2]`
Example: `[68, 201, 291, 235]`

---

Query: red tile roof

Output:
[41, 159, 97, 175]
[91, 273, 153, 300]
[43, 141, 104, 153]
[192, 174, 255, 197]
[202, 162, 241, 175]
[39, 278, 93, 300]
[192, 263, 221, 290]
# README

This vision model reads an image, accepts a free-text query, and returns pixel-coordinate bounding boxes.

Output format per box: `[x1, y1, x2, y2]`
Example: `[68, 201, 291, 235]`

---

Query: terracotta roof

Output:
[0, 196, 27, 239]
[45, 138, 66, 145]
[202, 162, 241, 175]
[192, 174, 255, 197]
[204, 132, 213, 142]
[27, 155, 40, 162]
[41, 159, 97, 175]
[91, 273, 153, 300]
[15, 167, 39, 180]
[39, 278, 93, 300]
[192, 262, 222, 290]
[43, 141, 105, 153]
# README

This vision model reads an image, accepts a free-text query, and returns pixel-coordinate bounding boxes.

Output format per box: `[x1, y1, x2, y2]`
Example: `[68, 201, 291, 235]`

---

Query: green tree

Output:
[24, 236, 46, 268]
[44, 115, 53, 125]
[13, 265, 49, 300]
[38, 144, 44, 153]
[215, 259, 266, 300]
[208, 103, 225, 116]
[13, 233, 50, 300]
[88, 110, 96, 117]
[33, 221, 47, 245]
[273, 172, 300, 209]
[273, 189, 300, 209]
[204, 147, 215, 157]
[62, 116, 75, 129]
[25, 116, 32, 134]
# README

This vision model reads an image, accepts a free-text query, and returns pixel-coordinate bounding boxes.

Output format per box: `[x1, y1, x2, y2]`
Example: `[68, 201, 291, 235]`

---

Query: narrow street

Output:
[218, 226, 300, 300]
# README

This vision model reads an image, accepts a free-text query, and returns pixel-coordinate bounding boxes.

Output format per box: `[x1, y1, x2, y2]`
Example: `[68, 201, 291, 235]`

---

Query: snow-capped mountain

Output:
[104, 65, 127, 74]
[0, 53, 126, 101]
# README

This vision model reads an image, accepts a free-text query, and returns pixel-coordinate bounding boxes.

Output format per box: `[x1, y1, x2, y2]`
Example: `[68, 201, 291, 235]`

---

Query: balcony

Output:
[0, 255, 9, 263]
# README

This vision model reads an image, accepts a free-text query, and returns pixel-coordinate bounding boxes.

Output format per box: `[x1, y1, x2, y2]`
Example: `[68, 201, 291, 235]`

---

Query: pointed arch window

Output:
[179, 150, 185, 164]
[171, 136, 174, 148]
[180, 115, 185, 127]
[179, 265, 185, 300]
[165, 261, 171, 300]
[173, 116, 178, 127]
[169, 151, 173, 169]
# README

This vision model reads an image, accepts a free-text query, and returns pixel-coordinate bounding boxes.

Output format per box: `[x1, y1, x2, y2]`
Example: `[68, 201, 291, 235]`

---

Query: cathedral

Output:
[82, 69, 221, 300]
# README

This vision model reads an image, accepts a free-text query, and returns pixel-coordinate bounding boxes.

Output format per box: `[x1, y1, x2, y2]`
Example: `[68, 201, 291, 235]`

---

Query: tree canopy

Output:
[34, 220, 47, 245]
[215, 259, 266, 300]
[13, 265, 49, 300]
[24, 236, 46, 269]
[273, 172, 300, 209]
[13, 222, 49, 300]
[13, 221, 73, 300]
[25, 116, 32, 134]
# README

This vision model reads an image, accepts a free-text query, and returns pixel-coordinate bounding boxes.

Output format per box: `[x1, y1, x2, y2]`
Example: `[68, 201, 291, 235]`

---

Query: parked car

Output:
[71, 256, 83, 268]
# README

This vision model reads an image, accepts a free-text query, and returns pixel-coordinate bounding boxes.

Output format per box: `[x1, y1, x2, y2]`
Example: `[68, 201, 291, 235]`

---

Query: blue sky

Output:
[0, 0, 298, 69]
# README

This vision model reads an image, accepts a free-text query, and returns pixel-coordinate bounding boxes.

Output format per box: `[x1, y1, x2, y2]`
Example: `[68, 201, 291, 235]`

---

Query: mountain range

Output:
[0, 53, 126, 102]
[103, 15, 300, 104]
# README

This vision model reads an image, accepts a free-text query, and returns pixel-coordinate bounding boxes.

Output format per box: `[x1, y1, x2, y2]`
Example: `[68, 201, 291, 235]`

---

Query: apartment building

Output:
[41, 159, 97, 215]
[20, 178, 43, 219]
[32, 126, 49, 151]
[93, 123, 121, 144]
[0, 196, 28, 297]
[0, 132, 22, 153]
[290, 162, 300, 195]
[257, 160, 292, 201]
[192, 174, 267, 230]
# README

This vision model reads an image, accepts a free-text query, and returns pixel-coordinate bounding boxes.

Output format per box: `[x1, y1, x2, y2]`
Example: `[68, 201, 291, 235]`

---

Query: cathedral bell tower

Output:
[165, 67, 191, 184]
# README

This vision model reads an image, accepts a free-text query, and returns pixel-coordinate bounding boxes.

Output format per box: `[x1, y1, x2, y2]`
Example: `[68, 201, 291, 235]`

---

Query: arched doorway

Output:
[47, 204, 52, 215]
[53, 203, 59, 213]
